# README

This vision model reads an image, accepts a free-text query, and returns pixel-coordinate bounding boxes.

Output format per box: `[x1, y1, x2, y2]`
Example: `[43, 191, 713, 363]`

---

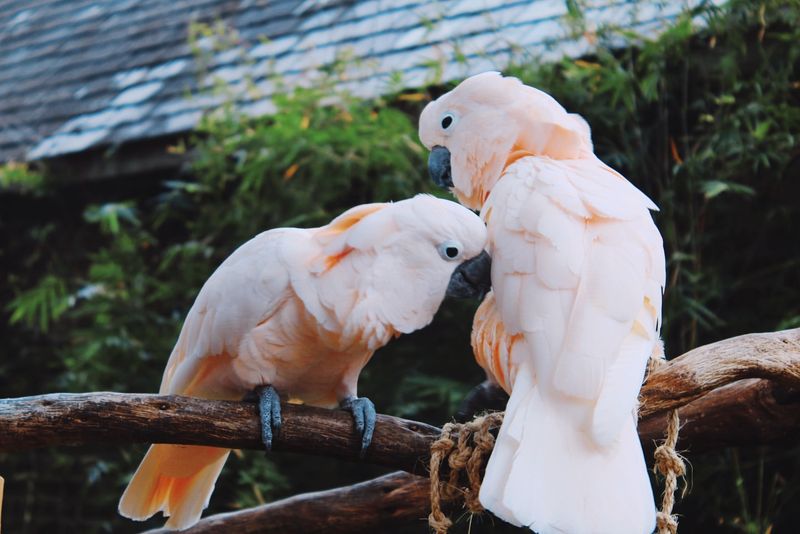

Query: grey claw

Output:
[341, 396, 376, 458]
[257, 385, 281, 451]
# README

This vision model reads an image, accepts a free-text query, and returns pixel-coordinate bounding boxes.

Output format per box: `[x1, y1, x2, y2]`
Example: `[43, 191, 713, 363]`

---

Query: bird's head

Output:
[419, 71, 593, 209]
[312, 195, 489, 343]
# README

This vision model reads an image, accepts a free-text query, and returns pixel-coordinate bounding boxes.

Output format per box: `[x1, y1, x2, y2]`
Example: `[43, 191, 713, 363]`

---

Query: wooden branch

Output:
[0, 393, 439, 474]
[2, 328, 800, 534]
[143, 472, 430, 534]
[3, 329, 800, 469]
[639, 379, 800, 456]
[639, 377, 800, 454]
[161, 374, 800, 534]
[640, 328, 800, 417]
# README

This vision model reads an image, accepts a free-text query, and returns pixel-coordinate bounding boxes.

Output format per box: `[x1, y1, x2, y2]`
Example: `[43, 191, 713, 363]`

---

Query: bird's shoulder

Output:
[484, 155, 657, 227]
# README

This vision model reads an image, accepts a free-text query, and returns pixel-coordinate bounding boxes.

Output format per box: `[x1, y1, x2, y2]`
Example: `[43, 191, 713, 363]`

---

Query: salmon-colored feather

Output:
[471, 292, 517, 393]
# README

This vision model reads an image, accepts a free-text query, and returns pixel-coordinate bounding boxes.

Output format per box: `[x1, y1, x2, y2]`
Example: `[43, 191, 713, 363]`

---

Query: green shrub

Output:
[1, 1, 798, 531]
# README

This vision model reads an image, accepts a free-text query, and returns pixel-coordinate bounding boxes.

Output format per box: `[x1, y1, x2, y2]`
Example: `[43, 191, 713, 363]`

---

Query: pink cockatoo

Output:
[419, 72, 665, 534]
[118, 194, 490, 530]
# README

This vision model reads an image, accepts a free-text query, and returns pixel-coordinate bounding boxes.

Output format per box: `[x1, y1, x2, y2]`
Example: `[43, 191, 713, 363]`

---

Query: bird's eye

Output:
[441, 113, 455, 130]
[438, 240, 462, 261]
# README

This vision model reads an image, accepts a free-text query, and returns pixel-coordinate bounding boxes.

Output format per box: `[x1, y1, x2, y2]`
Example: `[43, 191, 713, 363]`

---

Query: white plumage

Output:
[419, 72, 666, 534]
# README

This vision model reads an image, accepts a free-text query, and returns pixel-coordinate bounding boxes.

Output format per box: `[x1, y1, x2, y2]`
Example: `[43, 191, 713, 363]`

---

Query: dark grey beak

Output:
[446, 250, 492, 299]
[428, 146, 453, 189]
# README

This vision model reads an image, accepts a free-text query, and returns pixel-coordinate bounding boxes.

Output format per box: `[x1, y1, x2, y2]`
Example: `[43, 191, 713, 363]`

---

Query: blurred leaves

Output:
[186, 83, 427, 243]
[2, 0, 800, 532]
[0, 161, 44, 193]
[6, 274, 69, 332]
[701, 180, 756, 200]
[390, 373, 472, 419]
[83, 203, 141, 236]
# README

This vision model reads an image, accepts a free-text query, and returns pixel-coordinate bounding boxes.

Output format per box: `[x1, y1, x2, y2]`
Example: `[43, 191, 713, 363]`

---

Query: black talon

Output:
[340, 396, 376, 458]
[256, 385, 282, 450]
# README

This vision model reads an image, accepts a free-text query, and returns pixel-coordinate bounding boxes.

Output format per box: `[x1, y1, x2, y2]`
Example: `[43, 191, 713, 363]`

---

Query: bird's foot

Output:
[339, 396, 376, 458]
[256, 385, 282, 451]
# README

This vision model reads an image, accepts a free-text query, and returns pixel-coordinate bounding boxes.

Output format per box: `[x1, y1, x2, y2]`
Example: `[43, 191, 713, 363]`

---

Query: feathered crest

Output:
[310, 202, 390, 273]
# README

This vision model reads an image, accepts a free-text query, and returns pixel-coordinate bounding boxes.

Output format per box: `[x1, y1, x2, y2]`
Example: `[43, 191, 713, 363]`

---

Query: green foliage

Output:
[390, 373, 472, 419]
[2, 0, 799, 532]
[6, 274, 69, 332]
[0, 161, 44, 192]
[186, 81, 427, 243]
[230, 452, 289, 509]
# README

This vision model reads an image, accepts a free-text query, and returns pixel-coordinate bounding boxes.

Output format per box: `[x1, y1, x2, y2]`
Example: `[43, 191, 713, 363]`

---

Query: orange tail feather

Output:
[118, 444, 229, 530]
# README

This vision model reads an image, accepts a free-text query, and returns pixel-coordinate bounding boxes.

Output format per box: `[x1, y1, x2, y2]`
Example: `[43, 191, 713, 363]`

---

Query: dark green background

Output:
[2, 1, 799, 532]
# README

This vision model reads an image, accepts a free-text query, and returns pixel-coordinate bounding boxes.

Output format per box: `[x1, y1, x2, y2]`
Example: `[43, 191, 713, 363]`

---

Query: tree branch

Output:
[2, 328, 800, 533]
[145, 375, 800, 534]
[640, 328, 800, 417]
[0, 393, 439, 474]
[2, 329, 800, 470]
[143, 472, 430, 534]
[639, 377, 800, 454]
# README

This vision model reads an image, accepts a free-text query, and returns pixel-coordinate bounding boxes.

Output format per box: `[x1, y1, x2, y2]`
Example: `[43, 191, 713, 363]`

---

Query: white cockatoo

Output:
[419, 72, 665, 534]
[118, 194, 490, 530]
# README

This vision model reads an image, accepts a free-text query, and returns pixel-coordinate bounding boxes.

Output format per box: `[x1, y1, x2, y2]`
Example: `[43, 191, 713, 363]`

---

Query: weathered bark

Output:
[4, 377, 797, 475]
[1, 328, 799, 533]
[144, 472, 430, 534]
[0, 393, 438, 474]
[147, 375, 800, 534]
[639, 377, 800, 454]
[640, 328, 800, 418]
[2, 329, 800, 472]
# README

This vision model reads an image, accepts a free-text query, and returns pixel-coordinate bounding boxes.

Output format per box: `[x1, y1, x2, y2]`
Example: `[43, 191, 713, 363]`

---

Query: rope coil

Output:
[428, 412, 504, 533]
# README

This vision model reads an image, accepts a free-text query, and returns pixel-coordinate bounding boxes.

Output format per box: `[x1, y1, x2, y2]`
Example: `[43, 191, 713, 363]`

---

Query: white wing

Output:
[160, 230, 295, 395]
[486, 156, 664, 442]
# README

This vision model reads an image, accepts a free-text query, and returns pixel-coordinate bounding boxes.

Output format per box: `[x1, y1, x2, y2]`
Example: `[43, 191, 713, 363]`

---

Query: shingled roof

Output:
[0, 0, 702, 165]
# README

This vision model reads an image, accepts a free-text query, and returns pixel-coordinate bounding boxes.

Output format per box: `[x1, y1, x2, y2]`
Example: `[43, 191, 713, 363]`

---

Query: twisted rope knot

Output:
[656, 511, 680, 534]
[428, 412, 504, 533]
[654, 443, 687, 478]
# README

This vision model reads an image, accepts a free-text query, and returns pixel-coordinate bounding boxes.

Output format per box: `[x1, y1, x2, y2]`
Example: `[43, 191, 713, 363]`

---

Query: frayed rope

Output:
[649, 348, 687, 534]
[428, 412, 504, 533]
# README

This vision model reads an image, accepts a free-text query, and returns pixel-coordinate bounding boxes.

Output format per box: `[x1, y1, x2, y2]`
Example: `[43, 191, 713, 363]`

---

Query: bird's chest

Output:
[232, 298, 370, 407]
